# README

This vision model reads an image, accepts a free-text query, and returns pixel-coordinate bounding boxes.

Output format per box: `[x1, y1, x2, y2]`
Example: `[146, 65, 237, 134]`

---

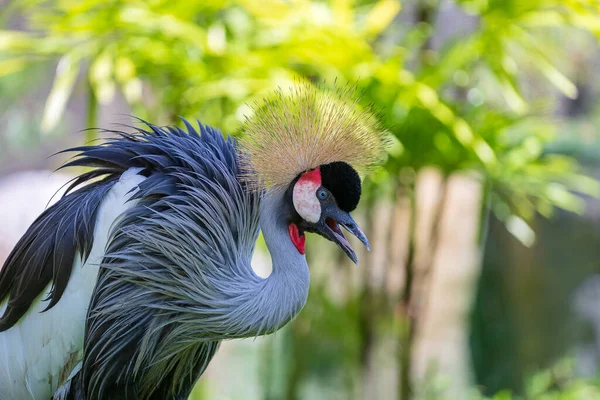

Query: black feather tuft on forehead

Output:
[320, 162, 361, 212]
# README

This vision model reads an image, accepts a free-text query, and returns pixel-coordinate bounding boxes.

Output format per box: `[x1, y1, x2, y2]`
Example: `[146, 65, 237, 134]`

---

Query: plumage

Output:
[239, 84, 387, 190]
[0, 175, 113, 331]
[0, 168, 146, 399]
[0, 84, 384, 400]
[76, 122, 269, 399]
[319, 161, 362, 212]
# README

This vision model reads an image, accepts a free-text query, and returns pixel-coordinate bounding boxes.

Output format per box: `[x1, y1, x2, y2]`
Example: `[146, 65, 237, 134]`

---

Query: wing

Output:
[0, 176, 117, 331]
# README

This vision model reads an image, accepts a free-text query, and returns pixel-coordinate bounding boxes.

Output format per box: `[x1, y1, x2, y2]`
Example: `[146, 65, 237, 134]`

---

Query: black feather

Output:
[319, 161, 361, 212]
[0, 178, 115, 330]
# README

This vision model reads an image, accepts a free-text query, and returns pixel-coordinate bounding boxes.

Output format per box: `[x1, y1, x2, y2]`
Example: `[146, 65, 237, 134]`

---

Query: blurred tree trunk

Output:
[393, 168, 483, 399]
[399, 171, 417, 400]
[412, 171, 482, 397]
[360, 184, 397, 400]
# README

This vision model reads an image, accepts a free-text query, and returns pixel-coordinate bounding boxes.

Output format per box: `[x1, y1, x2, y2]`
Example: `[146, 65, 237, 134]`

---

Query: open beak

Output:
[317, 206, 370, 264]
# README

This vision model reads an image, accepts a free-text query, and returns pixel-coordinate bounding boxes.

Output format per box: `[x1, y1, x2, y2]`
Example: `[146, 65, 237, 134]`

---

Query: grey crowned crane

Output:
[0, 85, 386, 400]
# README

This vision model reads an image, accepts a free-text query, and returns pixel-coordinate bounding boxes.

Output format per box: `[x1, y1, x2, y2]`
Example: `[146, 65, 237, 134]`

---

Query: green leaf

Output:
[362, 0, 402, 38]
[0, 57, 28, 77]
[493, 389, 514, 400]
[511, 26, 578, 99]
[505, 214, 536, 247]
[0, 30, 37, 52]
[527, 370, 553, 396]
[497, 73, 528, 114]
[41, 53, 81, 134]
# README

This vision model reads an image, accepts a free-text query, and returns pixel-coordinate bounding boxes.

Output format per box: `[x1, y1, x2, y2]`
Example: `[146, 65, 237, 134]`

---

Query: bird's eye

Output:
[317, 188, 329, 200]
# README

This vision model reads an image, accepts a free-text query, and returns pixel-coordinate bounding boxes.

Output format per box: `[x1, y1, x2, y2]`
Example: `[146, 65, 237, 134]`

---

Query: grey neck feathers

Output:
[241, 189, 310, 336]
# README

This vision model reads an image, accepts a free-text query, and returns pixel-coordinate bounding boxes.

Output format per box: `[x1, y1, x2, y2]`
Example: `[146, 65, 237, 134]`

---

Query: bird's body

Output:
[0, 123, 311, 399]
[0, 85, 385, 399]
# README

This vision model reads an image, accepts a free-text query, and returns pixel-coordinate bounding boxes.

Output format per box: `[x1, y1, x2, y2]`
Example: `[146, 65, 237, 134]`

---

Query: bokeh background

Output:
[2, 0, 600, 399]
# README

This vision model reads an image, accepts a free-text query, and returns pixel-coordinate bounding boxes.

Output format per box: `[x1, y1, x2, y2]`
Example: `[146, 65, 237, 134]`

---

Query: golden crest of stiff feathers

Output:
[239, 84, 387, 190]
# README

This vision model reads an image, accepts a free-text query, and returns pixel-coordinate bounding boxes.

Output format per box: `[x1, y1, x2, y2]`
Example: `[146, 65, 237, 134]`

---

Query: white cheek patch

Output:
[293, 174, 322, 223]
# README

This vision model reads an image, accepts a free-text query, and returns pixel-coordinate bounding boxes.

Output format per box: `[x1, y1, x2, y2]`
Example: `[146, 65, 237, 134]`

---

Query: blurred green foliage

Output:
[484, 358, 600, 400]
[412, 357, 600, 400]
[2, 0, 600, 398]
[2, 0, 598, 240]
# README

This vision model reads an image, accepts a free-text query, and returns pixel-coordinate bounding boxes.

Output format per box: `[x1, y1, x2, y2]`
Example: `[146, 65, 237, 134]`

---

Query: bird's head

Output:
[240, 83, 388, 264]
[286, 162, 368, 264]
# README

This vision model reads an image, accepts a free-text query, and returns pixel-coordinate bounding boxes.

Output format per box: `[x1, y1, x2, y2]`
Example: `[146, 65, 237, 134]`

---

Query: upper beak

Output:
[319, 206, 370, 264]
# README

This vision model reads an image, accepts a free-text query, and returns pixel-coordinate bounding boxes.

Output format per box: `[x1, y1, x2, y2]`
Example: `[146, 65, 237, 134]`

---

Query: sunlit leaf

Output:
[0, 30, 37, 52]
[237, 0, 292, 21]
[526, 369, 553, 396]
[89, 52, 116, 104]
[512, 25, 577, 98]
[506, 215, 536, 247]
[331, 0, 352, 28]
[497, 74, 528, 114]
[492, 389, 514, 400]
[41, 53, 80, 134]
[363, 0, 401, 38]
[528, 52, 578, 99]
[562, 174, 600, 196]
[545, 183, 585, 213]
[519, 10, 566, 28]
[90, 53, 112, 83]
[0, 57, 28, 77]
[115, 57, 136, 82]
[206, 23, 227, 55]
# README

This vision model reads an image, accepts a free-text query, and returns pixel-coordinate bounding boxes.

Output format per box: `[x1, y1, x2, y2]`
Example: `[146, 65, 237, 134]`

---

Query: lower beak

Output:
[322, 211, 370, 264]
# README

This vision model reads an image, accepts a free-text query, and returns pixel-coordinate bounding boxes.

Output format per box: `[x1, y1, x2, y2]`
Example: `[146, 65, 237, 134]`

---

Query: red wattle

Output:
[288, 223, 306, 255]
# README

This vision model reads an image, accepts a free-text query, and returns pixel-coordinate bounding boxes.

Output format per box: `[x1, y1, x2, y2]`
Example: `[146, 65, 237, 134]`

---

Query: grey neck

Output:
[249, 189, 310, 334]
[259, 189, 308, 275]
